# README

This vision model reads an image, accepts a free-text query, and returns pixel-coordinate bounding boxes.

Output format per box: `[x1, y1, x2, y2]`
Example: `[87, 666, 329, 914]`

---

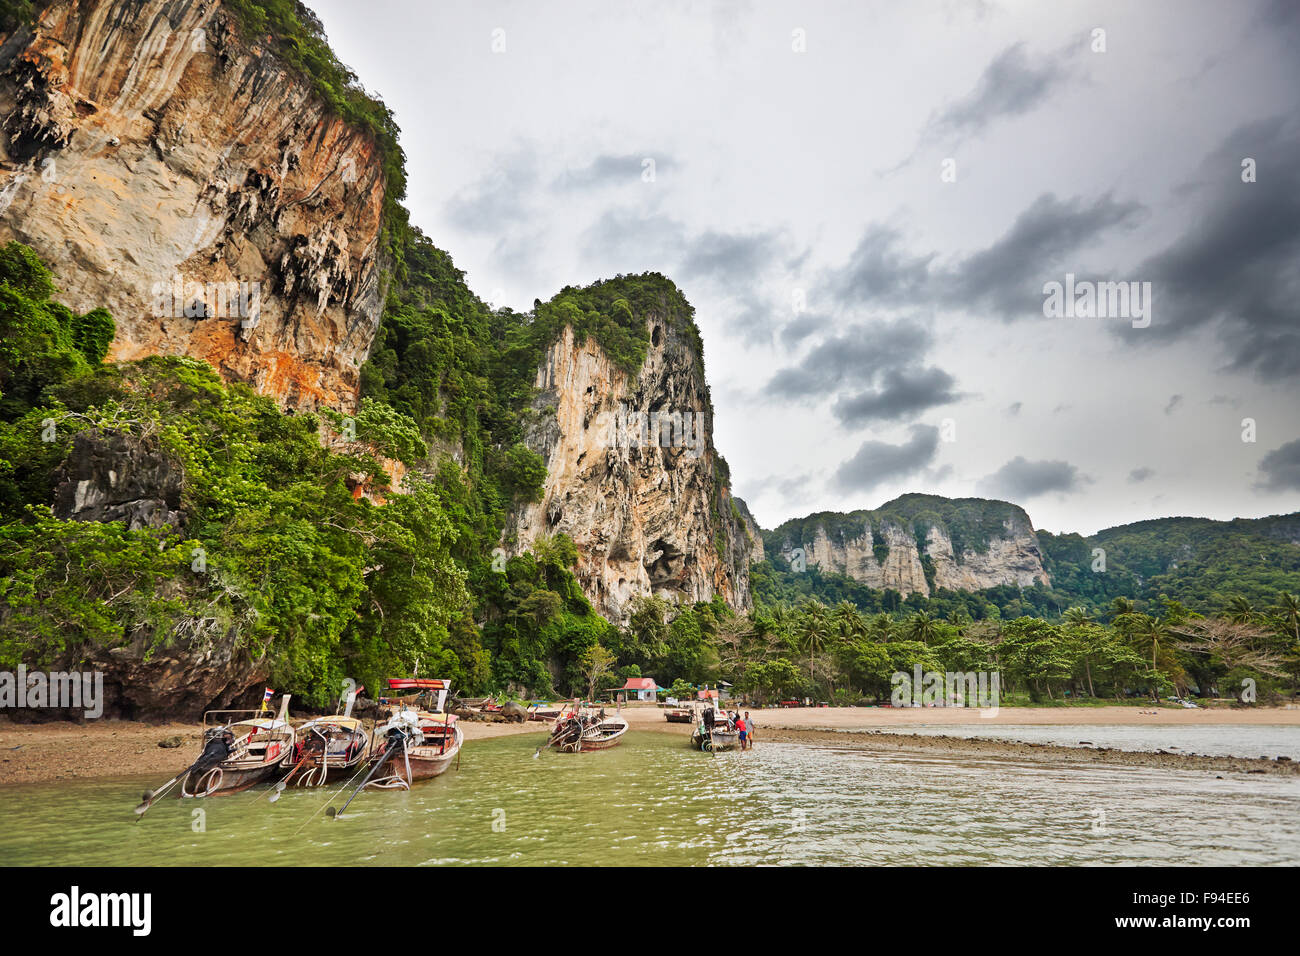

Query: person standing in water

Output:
[744, 711, 755, 749]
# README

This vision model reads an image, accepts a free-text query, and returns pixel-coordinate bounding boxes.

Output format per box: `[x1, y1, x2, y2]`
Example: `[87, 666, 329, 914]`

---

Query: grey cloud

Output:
[765, 319, 931, 399]
[1006, 401, 1023, 417]
[1257, 438, 1300, 491]
[830, 193, 1143, 320]
[579, 208, 687, 268]
[780, 312, 832, 347]
[831, 225, 933, 306]
[977, 456, 1088, 500]
[1128, 466, 1156, 484]
[443, 150, 539, 234]
[1129, 117, 1300, 383]
[831, 366, 961, 426]
[947, 193, 1144, 318]
[1164, 395, 1183, 415]
[554, 153, 671, 191]
[831, 425, 940, 493]
[931, 42, 1073, 139]
[678, 229, 785, 285]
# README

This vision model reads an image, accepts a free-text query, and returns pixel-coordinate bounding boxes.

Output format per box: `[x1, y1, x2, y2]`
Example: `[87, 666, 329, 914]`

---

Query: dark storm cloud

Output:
[829, 193, 1143, 319]
[1257, 439, 1300, 492]
[946, 193, 1144, 317]
[831, 425, 940, 493]
[765, 319, 931, 399]
[831, 366, 961, 426]
[1127, 118, 1300, 383]
[830, 225, 933, 306]
[553, 153, 672, 191]
[931, 42, 1073, 138]
[977, 456, 1087, 500]
[780, 312, 832, 347]
[1128, 466, 1156, 484]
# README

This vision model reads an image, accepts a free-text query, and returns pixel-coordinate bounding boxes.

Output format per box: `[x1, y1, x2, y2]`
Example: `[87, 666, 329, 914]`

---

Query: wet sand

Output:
[0, 715, 547, 785]
[2, 704, 1296, 785]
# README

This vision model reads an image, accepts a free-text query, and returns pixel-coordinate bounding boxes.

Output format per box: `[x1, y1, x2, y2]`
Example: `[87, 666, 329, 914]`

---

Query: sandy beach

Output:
[2, 704, 1296, 785]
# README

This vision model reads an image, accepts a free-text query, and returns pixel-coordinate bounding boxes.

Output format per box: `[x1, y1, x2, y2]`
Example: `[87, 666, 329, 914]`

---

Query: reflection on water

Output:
[1, 733, 1296, 866]
[890, 724, 1300, 759]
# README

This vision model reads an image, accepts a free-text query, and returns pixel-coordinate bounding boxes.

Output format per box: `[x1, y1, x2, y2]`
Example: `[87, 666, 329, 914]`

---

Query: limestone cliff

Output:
[510, 310, 754, 621]
[765, 494, 1049, 597]
[0, 0, 388, 412]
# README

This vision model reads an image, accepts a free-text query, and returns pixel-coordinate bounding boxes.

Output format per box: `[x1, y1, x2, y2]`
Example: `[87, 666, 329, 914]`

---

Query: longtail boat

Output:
[364, 679, 463, 789]
[663, 703, 695, 723]
[180, 695, 296, 797]
[284, 690, 369, 787]
[543, 703, 628, 753]
[690, 708, 740, 752]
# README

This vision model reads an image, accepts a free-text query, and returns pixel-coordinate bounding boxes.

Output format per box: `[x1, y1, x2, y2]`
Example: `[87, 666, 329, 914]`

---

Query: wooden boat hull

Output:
[180, 759, 284, 797]
[576, 732, 625, 750]
[691, 729, 740, 752]
[286, 752, 368, 786]
[365, 726, 462, 788]
[664, 711, 694, 723]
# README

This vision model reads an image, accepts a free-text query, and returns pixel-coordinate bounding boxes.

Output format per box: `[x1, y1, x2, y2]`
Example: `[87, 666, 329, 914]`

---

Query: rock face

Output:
[52, 429, 185, 530]
[0, 0, 388, 412]
[511, 318, 754, 621]
[89, 629, 270, 720]
[765, 495, 1050, 597]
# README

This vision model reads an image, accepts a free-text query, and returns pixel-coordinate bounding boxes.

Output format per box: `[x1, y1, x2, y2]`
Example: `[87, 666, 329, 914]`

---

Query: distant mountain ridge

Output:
[754, 496, 1300, 615]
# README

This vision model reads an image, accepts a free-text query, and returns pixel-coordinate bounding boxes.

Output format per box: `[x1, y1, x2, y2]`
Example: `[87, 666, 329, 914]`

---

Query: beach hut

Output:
[617, 677, 661, 702]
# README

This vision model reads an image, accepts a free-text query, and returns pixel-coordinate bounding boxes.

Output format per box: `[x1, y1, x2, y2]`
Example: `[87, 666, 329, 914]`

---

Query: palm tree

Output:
[947, 609, 973, 635]
[1224, 595, 1256, 625]
[1129, 615, 1170, 701]
[798, 604, 832, 690]
[1271, 592, 1299, 644]
[832, 601, 867, 642]
[868, 612, 894, 643]
[1064, 606, 1094, 627]
[904, 610, 938, 645]
[1109, 596, 1136, 622]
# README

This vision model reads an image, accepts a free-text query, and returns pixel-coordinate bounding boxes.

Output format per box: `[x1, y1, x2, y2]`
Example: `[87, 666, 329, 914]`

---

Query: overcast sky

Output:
[308, 0, 1299, 536]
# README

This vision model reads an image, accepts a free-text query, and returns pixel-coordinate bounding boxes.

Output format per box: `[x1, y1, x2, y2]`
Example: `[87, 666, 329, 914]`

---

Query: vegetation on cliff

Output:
[2, 2, 1294, 714]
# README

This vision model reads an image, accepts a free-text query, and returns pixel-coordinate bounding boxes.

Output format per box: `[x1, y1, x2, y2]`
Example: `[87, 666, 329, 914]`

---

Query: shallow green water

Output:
[2, 733, 1297, 866]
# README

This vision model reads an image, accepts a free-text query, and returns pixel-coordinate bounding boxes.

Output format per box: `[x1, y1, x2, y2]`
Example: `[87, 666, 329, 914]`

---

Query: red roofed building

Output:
[619, 677, 659, 702]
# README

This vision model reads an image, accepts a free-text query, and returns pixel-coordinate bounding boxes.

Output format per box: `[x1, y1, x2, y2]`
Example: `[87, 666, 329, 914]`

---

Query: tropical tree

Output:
[579, 643, 617, 700]
[904, 609, 939, 645]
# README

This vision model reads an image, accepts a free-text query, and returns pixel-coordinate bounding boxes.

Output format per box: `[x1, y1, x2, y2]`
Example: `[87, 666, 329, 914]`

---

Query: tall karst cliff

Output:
[511, 289, 756, 621]
[0, 0, 387, 412]
[764, 494, 1050, 597]
[0, 2, 756, 631]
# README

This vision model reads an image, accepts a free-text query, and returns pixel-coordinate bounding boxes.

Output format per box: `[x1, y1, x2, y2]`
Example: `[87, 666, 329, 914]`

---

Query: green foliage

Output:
[0, 242, 112, 418]
[0, 294, 482, 705]
[0, 0, 36, 33]
[222, 1, 407, 218]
